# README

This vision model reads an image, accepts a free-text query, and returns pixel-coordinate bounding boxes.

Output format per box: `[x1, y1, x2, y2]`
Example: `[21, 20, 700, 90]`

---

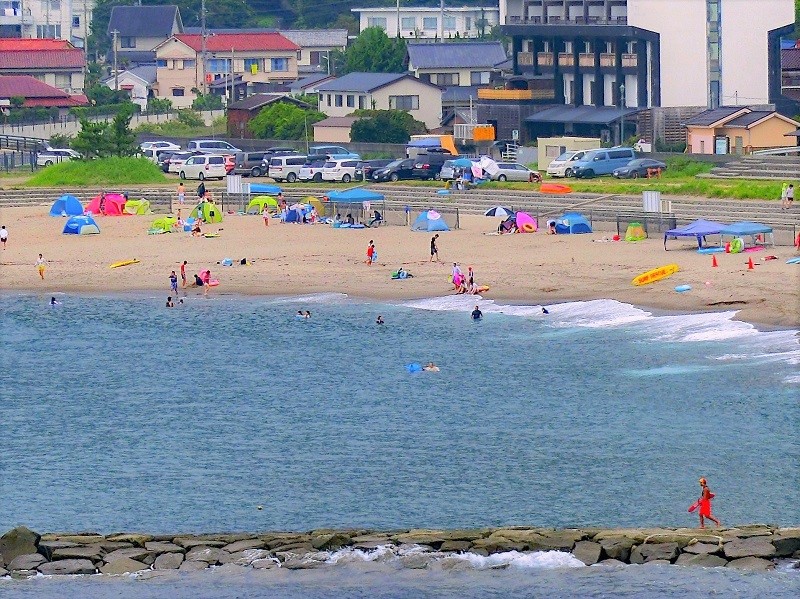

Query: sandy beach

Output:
[1, 205, 798, 328]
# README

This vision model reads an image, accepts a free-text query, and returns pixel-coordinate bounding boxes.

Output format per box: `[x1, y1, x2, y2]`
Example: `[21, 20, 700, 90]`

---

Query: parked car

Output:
[36, 148, 80, 167]
[224, 155, 236, 174]
[268, 154, 307, 183]
[546, 150, 589, 178]
[372, 158, 416, 182]
[232, 152, 267, 177]
[612, 158, 668, 179]
[167, 151, 197, 173]
[492, 163, 542, 182]
[298, 159, 327, 183]
[179, 154, 227, 180]
[259, 149, 300, 174]
[157, 151, 175, 172]
[309, 144, 357, 158]
[358, 159, 394, 182]
[571, 147, 637, 178]
[411, 152, 451, 180]
[186, 139, 242, 154]
[140, 141, 180, 152]
[322, 158, 361, 183]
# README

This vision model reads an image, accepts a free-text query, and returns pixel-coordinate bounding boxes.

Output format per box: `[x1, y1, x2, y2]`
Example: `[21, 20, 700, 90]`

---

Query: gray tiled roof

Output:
[108, 5, 181, 38]
[682, 107, 745, 126]
[128, 65, 157, 85]
[227, 93, 310, 111]
[442, 85, 480, 102]
[316, 72, 409, 93]
[280, 29, 348, 48]
[290, 73, 335, 90]
[723, 111, 775, 127]
[407, 42, 507, 70]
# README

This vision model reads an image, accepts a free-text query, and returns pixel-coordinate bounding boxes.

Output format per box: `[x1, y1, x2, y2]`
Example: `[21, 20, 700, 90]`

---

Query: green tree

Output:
[342, 27, 407, 74]
[108, 105, 138, 157]
[248, 103, 325, 140]
[9, 96, 24, 109]
[350, 109, 427, 143]
[85, 83, 131, 106]
[192, 92, 224, 111]
[71, 119, 111, 159]
[147, 97, 173, 113]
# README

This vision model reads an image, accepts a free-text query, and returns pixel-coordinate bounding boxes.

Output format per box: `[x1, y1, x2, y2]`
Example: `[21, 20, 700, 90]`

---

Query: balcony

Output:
[579, 53, 594, 67]
[782, 76, 800, 88]
[478, 88, 534, 100]
[621, 53, 637, 68]
[517, 51, 534, 66]
[505, 15, 628, 25]
[600, 53, 615, 67]
[558, 53, 574, 67]
[537, 52, 554, 66]
[0, 7, 30, 25]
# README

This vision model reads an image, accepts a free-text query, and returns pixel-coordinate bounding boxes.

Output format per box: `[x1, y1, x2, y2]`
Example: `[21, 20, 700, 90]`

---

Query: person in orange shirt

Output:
[366, 240, 375, 265]
[697, 477, 721, 528]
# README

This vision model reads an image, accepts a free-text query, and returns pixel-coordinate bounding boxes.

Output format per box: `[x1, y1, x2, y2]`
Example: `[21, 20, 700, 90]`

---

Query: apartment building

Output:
[107, 5, 183, 66]
[0, 0, 93, 48]
[351, 5, 500, 39]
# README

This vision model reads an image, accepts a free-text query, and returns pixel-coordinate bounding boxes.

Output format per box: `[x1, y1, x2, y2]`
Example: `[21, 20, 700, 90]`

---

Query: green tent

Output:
[625, 222, 646, 242]
[190, 201, 223, 223]
[124, 199, 152, 215]
[150, 216, 177, 233]
[246, 195, 278, 214]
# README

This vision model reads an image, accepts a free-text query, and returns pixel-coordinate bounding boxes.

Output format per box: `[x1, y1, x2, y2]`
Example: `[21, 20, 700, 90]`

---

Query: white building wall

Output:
[4, 0, 93, 46]
[582, 73, 594, 106]
[353, 7, 499, 39]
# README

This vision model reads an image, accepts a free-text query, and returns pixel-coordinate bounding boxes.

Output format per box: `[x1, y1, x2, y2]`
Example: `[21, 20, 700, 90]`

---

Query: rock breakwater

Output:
[1, 525, 798, 578]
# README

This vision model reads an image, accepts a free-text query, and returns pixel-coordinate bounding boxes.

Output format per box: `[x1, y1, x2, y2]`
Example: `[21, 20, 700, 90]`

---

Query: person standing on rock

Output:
[697, 477, 721, 529]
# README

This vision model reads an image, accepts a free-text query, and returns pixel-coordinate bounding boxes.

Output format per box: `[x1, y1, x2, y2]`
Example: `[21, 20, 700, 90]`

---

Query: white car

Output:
[491, 163, 542, 182]
[179, 154, 227, 180]
[140, 141, 181, 152]
[298, 158, 326, 183]
[167, 151, 196, 173]
[546, 150, 588, 178]
[187, 139, 242, 154]
[321, 158, 360, 183]
[37, 148, 81, 167]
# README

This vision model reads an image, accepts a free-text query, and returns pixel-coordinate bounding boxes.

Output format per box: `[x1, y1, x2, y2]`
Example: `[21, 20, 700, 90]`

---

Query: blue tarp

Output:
[326, 188, 385, 203]
[664, 219, 727, 249]
[50, 194, 83, 217]
[249, 183, 282, 195]
[719, 222, 772, 236]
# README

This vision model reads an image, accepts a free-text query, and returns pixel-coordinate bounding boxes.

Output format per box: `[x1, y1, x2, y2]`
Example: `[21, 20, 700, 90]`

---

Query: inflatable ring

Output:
[730, 237, 744, 254]
[521, 223, 536, 233]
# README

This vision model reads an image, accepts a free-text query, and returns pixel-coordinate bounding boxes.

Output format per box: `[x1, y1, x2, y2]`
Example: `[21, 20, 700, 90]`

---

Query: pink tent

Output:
[84, 193, 128, 216]
[515, 211, 537, 233]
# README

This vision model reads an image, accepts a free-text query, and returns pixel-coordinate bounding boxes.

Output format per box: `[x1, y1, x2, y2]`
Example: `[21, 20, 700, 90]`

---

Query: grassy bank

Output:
[135, 116, 227, 139]
[25, 157, 167, 187]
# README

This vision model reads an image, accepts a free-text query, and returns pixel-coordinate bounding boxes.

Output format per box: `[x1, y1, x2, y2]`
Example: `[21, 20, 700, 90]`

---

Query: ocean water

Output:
[1, 292, 798, 596]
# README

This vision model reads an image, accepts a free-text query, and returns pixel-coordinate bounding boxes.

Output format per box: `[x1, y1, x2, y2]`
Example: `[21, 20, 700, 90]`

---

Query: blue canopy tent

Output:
[62, 215, 100, 235]
[664, 219, 727, 250]
[719, 222, 774, 247]
[248, 183, 282, 195]
[326, 188, 385, 202]
[555, 212, 592, 234]
[49, 194, 83, 217]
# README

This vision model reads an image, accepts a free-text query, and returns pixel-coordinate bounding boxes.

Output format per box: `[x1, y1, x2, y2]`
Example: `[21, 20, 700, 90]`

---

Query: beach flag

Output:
[712, 255, 718, 267]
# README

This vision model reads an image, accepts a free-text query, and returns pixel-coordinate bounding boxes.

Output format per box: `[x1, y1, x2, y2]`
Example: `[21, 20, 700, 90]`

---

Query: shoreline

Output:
[2, 525, 798, 577]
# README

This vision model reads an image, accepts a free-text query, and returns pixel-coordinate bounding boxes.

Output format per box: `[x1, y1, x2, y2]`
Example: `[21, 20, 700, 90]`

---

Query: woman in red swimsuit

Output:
[698, 477, 721, 529]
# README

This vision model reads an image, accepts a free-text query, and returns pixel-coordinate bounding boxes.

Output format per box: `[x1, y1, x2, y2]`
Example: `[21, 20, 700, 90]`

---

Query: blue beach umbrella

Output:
[484, 206, 513, 218]
[452, 158, 474, 168]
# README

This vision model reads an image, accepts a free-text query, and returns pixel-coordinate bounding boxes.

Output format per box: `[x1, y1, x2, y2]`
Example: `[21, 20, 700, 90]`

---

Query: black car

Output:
[411, 152, 451, 180]
[372, 158, 416, 182]
[233, 151, 268, 176]
[612, 158, 668, 179]
[358, 159, 394, 182]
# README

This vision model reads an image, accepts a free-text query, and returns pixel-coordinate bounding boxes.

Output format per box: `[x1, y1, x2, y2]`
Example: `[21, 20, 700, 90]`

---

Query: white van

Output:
[546, 150, 588, 178]
[268, 154, 307, 182]
[186, 139, 241, 154]
[179, 154, 227, 180]
[321, 158, 361, 183]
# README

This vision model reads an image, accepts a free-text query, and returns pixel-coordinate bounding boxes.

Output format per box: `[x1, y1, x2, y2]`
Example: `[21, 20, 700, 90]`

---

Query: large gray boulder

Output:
[682, 542, 722, 555]
[311, 533, 351, 551]
[440, 540, 472, 552]
[103, 547, 155, 564]
[37, 541, 79, 560]
[7, 553, 46, 571]
[38, 558, 97, 575]
[572, 541, 603, 566]
[723, 538, 776, 559]
[222, 539, 266, 553]
[597, 537, 636, 562]
[251, 558, 280, 569]
[51, 545, 104, 563]
[630, 543, 679, 564]
[725, 556, 775, 571]
[675, 553, 728, 567]
[174, 538, 226, 549]
[145, 541, 184, 553]
[153, 552, 184, 570]
[178, 560, 208, 572]
[105, 534, 153, 547]
[185, 546, 228, 564]
[99, 557, 150, 575]
[771, 531, 800, 557]
[0, 526, 41, 566]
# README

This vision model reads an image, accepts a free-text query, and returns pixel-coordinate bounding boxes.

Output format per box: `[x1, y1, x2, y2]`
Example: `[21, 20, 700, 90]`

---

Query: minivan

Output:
[322, 159, 360, 183]
[186, 139, 242, 154]
[570, 147, 637, 178]
[179, 154, 227, 180]
[546, 150, 588, 178]
[268, 155, 307, 182]
[233, 152, 267, 177]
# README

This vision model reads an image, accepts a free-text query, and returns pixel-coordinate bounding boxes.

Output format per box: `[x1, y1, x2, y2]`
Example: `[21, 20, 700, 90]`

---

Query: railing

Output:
[752, 146, 800, 156]
[505, 15, 628, 25]
[477, 89, 534, 100]
[517, 51, 534, 66]
[622, 53, 637, 68]
[537, 52, 554, 66]
[558, 53, 574, 67]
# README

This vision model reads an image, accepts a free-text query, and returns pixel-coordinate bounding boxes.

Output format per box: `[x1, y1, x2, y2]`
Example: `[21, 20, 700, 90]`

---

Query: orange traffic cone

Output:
[747, 257, 754, 270]
[712, 255, 718, 267]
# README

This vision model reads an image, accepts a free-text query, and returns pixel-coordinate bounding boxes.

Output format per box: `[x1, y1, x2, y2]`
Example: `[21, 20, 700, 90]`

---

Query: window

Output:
[367, 17, 387, 29]
[470, 71, 489, 85]
[335, 94, 343, 107]
[423, 17, 437, 30]
[36, 24, 60, 38]
[270, 57, 288, 72]
[401, 16, 415, 30]
[584, 41, 592, 53]
[465, 17, 472, 30]
[171, 88, 185, 97]
[157, 59, 167, 68]
[389, 95, 419, 110]
[358, 96, 365, 109]
[72, 15, 80, 28]
[435, 73, 459, 86]
[346, 94, 355, 108]
[310, 51, 322, 66]
[244, 58, 262, 73]
[54, 73, 70, 90]
[564, 41, 573, 54]
[208, 58, 231, 73]
[120, 36, 136, 49]
[326, 94, 332, 107]
[443, 16, 456, 31]
[183, 59, 196, 69]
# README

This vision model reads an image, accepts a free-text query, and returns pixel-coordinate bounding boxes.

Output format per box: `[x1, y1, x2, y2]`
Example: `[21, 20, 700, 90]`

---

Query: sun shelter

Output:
[284, 203, 306, 223]
[49, 194, 83, 217]
[411, 210, 450, 232]
[625, 222, 647, 241]
[326, 188, 384, 203]
[555, 212, 592, 234]
[515, 211, 537, 232]
[62, 215, 99, 235]
[246, 195, 278, 214]
[124, 199, 152, 215]
[85, 193, 127, 216]
[303, 196, 326, 217]
[191, 201, 223, 223]
[719, 222, 774, 247]
[150, 216, 177, 233]
[249, 183, 282, 195]
[664, 219, 726, 250]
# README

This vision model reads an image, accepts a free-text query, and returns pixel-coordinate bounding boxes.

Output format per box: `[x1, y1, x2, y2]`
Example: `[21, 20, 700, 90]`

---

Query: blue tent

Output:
[664, 219, 726, 249]
[555, 212, 592, 234]
[719, 221, 774, 247]
[249, 183, 282, 195]
[50, 194, 83, 217]
[411, 210, 450, 232]
[326, 188, 385, 203]
[62, 215, 100, 235]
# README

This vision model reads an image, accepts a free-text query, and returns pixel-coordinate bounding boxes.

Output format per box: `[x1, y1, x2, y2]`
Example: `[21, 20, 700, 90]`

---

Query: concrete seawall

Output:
[1, 525, 798, 577]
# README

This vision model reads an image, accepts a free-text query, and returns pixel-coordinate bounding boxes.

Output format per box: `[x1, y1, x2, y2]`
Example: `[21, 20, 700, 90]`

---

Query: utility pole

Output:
[83, 0, 89, 62]
[229, 47, 234, 105]
[111, 29, 119, 91]
[439, 0, 444, 40]
[396, 0, 400, 37]
[201, 0, 208, 95]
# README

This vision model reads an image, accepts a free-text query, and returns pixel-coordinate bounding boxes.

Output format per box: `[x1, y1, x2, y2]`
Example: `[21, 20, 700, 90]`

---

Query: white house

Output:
[351, 5, 500, 39]
[103, 65, 156, 110]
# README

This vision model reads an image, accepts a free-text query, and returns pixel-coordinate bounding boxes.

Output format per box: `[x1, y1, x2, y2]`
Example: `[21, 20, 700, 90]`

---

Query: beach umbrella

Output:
[289, 203, 305, 211]
[479, 156, 500, 176]
[484, 206, 513, 218]
[427, 210, 441, 220]
[452, 158, 474, 168]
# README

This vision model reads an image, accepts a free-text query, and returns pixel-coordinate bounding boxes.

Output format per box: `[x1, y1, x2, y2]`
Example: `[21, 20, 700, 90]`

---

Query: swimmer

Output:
[50, 296, 59, 306]
[304, 311, 312, 318]
[166, 296, 174, 308]
[541, 307, 549, 314]
[423, 362, 440, 372]
[471, 305, 483, 320]
[376, 315, 384, 325]
[296, 310, 304, 319]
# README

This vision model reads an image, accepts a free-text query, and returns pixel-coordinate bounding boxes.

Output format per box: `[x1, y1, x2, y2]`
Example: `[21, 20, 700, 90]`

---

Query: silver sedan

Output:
[491, 163, 542, 182]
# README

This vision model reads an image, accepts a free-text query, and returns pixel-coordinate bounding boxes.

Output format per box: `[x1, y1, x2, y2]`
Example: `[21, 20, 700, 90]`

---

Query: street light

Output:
[618, 83, 626, 145]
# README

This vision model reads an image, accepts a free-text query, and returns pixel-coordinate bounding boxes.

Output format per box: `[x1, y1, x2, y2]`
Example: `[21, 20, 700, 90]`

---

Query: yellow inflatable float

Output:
[632, 264, 679, 286]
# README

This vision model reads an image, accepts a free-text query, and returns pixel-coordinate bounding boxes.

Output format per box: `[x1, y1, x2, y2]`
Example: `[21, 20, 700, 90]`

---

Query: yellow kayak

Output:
[632, 264, 679, 286]
[109, 259, 140, 269]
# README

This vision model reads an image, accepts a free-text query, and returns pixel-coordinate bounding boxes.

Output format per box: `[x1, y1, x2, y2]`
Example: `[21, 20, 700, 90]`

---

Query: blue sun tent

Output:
[411, 210, 450, 232]
[249, 183, 282, 195]
[326, 188, 385, 203]
[62, 214, 100, 235]
[664, 219, 726, 250]
[555, 212, 592, 234]
[50, 194, 83, 217]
